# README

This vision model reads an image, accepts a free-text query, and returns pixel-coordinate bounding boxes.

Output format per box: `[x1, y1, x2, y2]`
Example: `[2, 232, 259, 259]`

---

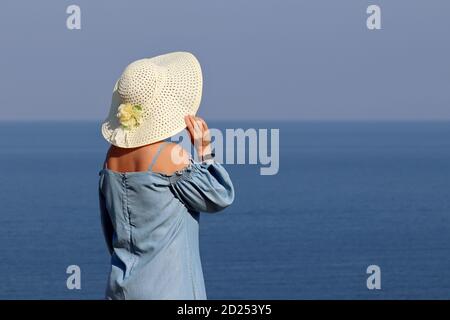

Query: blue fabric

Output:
[98, 156, 234, 300]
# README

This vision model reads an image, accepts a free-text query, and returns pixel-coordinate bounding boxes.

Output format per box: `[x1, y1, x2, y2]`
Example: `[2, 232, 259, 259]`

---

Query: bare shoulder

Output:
[152, 142, 191, 175]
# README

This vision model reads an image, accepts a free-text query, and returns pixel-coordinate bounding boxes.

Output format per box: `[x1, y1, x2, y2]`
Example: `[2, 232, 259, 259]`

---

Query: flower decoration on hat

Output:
[116, 103, 142, 130]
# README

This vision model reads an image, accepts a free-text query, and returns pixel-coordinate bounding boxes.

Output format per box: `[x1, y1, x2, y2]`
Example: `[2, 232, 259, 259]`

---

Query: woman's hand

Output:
[184, 115, 212, 160]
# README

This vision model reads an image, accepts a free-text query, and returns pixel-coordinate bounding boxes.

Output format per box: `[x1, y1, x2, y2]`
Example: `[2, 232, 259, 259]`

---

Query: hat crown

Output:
[117, 59, 164, 106]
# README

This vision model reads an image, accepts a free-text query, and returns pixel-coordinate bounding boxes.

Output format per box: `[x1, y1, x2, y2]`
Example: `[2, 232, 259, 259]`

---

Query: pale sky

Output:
[0, 0, 449, 120]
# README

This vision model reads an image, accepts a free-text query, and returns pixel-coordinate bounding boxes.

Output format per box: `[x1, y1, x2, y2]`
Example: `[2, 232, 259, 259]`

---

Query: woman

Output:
[98, 52, 234, 299]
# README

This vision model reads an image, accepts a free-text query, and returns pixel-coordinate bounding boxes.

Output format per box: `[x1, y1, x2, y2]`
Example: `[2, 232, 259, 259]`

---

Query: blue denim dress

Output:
[98, 142, 234, 300]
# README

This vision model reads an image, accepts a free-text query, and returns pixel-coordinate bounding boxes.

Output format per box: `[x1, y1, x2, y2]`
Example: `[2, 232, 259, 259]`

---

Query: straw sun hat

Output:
[101, 51, 203, 148]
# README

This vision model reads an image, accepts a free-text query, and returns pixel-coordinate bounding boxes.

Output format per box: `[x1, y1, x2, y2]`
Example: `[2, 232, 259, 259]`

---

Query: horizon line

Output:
[1, 118, 450, 123]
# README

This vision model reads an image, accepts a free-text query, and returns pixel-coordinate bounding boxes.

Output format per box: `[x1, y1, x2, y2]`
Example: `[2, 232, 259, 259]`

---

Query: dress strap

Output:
[148, 142, 168, 171]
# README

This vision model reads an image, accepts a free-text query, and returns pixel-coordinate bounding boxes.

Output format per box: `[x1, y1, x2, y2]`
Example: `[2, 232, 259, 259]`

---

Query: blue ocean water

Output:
[0, 121, 449, 299]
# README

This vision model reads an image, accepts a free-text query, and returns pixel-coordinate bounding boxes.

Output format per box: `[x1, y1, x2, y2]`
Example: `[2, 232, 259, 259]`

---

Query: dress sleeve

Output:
[169, 159, 235, 213]
[98, 185, 114, 255]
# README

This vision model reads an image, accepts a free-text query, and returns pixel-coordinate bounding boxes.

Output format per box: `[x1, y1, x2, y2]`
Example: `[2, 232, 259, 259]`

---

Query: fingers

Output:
[198, 117, 208, 131]
[193, 117, 202, 135]
[184, 115, 195, 144]
[185, 115, 204, 135]
[184, 115, 211, 156]
[190, 116, 208, 132]
[184, 115, 193, 135]
[196, 120, 210, 145]
[185, 115, 202, 146]
[193, 117, 203, 153]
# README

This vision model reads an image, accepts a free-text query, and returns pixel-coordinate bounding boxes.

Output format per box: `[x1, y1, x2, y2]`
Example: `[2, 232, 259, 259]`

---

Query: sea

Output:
[0, 121, 449, 299]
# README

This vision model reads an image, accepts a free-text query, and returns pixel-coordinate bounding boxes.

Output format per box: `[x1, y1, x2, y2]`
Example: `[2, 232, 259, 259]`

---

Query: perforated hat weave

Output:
[101, 51, 203, 148]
